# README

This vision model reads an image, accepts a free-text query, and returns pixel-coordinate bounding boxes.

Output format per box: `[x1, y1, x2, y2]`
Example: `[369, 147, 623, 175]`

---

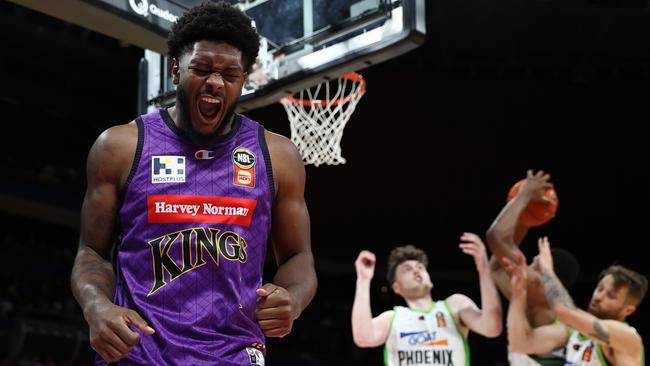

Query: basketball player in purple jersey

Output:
[70, 2, 317, 365]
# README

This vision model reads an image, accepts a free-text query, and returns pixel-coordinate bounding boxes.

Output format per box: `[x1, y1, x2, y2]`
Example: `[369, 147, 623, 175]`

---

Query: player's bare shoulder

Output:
[88, 120, 139, 187]
[446, 293, 478, 312]
[263, 130, 304, 193]
[93, 121, 138, 154]
[264, 130, 301, 162]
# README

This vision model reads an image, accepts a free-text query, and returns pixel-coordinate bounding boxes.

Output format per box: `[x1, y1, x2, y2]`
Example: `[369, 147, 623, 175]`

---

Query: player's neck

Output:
[405, 294, 434, 311]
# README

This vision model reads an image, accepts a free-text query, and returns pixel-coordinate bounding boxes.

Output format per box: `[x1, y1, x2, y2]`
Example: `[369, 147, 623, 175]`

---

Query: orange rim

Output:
[283, 72, 366, 107]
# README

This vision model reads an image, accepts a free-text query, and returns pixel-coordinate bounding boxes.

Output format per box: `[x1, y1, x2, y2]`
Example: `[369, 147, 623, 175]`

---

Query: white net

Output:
[280, 72, 366, 167]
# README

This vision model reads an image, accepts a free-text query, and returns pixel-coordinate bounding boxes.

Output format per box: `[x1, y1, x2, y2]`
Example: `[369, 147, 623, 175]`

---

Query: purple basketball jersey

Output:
[98, 109, 273, 365]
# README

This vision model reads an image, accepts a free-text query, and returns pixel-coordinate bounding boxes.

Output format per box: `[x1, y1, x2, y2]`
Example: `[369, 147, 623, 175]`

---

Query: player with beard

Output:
[70, 2, 317, 365]
[352, 234, 503, 366]
[503, 238, 647, 366]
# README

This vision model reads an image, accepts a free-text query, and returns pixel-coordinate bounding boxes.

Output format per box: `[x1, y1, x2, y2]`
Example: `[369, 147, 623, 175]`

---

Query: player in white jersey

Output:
[504, 237, 647, 366]
[351, 233, 503, 365]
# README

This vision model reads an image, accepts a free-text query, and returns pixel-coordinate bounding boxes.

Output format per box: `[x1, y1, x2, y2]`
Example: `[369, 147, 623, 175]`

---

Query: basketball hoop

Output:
[280, 72, 366, 167]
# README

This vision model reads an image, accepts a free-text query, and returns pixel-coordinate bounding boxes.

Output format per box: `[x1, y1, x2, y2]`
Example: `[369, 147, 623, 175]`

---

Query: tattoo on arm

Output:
[589, 320, 611, 345]
[541, 271, 575, 309]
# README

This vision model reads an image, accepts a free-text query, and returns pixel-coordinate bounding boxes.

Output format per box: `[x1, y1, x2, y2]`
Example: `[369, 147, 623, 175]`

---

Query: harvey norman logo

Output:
[129, 0, 179, 23]
[147, 194, 257, 227]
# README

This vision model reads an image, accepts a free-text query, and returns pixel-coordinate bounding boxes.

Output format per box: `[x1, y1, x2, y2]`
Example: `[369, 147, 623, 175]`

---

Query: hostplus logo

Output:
[151, 156, 185, 183]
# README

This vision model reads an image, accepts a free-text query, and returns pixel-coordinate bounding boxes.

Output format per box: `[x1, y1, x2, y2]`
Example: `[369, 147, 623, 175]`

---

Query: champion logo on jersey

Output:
[232, 147, 256, 188]
[194, 150, 215, 160]
[151, 156, 185, 183]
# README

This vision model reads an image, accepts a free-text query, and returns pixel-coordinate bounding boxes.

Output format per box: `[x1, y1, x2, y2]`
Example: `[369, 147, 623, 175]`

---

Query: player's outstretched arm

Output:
[535, 238, 643, 360]
[453, 232, 503, 338]
[555, 306, 642, 359]
[486, 170, 552, 266]
[351, 250, 393, 347]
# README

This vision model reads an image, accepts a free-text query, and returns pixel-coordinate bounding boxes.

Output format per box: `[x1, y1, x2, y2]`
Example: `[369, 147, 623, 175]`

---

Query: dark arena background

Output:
[1, 0, 649, 365]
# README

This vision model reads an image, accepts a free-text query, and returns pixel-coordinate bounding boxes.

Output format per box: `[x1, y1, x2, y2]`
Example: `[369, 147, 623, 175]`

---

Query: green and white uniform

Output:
[564, 329, 610, 365]
[564, 326, 645, 366]
[384, 301, 469, 366]
[508, 320, 565, 366]
[509, 322, 565, 366]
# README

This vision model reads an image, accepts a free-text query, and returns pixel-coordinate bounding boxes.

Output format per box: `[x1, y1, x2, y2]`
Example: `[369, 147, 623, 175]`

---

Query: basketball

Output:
[507, 179, 559, 227]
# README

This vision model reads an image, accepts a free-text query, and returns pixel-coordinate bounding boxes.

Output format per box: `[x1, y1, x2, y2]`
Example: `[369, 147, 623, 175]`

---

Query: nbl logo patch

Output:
[232, 147, 256, 188]
[152, 156, 185, 183]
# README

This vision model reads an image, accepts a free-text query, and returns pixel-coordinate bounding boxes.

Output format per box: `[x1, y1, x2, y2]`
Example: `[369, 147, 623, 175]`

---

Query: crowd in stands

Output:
[0, 214, 92, 365]
[1, 155, 83, 192]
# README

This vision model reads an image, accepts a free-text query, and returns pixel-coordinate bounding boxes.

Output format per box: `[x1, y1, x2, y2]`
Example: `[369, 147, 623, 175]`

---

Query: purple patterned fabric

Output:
[97, 108, 273, 365]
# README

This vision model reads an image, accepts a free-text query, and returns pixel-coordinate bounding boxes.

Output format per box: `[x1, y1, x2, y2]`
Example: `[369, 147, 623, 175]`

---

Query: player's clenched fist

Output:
[256, 283, 294, 338]
[355, 250, 376, 281]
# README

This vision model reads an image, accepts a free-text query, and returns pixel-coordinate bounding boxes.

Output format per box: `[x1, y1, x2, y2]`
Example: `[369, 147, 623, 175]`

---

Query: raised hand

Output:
[537, 236, 554, 274]
[256, 283, 294, 337]
[86, 301, 155, 362]
[518, 169, 554, 203]
[355, 250, 376, 281]
[459, 232, 489, 273]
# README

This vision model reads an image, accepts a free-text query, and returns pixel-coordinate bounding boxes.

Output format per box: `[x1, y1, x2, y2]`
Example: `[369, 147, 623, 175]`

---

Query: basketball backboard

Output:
[143, 0, 425, 113]
[234, 0, 426, 111]
[10, 0, 425, 113]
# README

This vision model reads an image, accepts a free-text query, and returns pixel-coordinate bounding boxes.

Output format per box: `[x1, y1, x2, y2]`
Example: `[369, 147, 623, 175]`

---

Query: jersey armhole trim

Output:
[595, 343, 610, 366]
[642, 343, 645, 366]
[383, 309, 397, 366]
[258, 124, 275, 200]
[442, 300, 471, 365]
[123, 117, 144, 194]
[443, 300, 464, 338]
